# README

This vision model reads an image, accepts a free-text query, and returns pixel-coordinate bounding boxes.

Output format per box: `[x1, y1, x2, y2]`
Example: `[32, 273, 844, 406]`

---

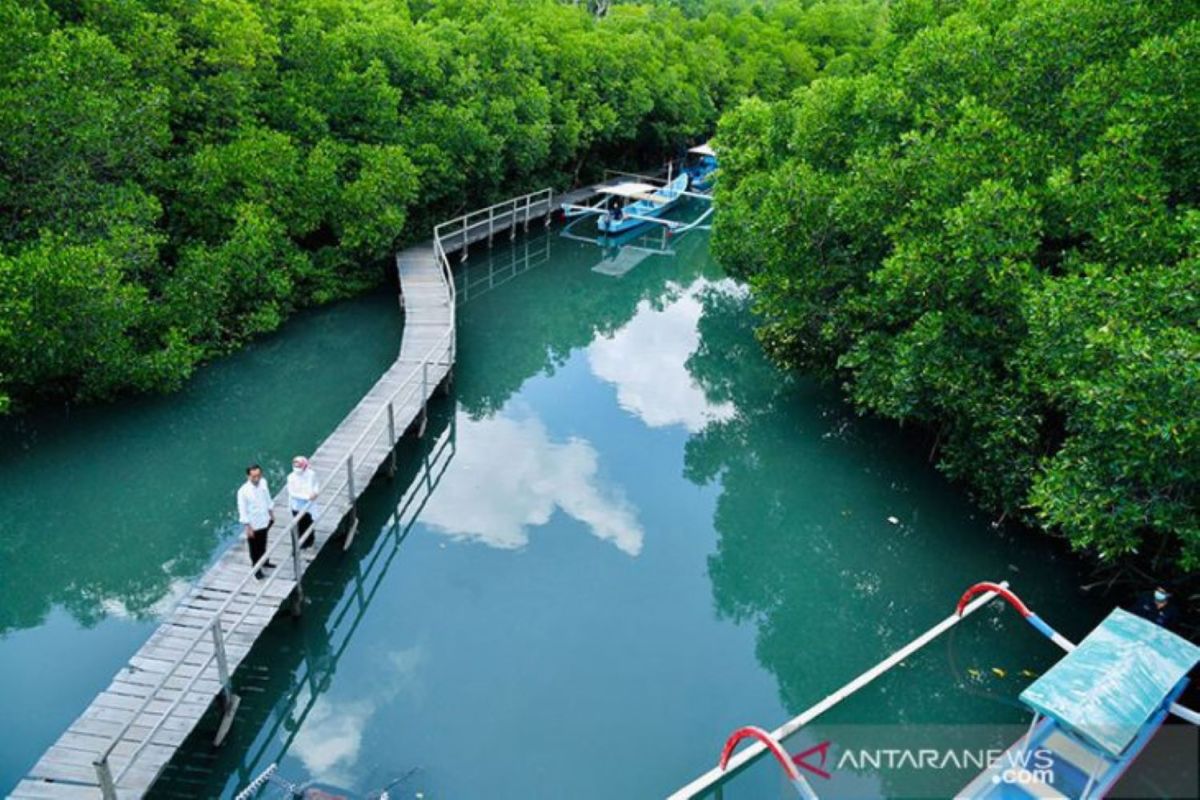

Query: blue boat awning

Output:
[1019, 608, 1200, 757]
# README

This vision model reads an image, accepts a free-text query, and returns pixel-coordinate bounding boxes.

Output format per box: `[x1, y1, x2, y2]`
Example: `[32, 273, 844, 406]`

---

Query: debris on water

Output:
[1020, 669, 1038, 678]
[991, 667, 1007, 678]
[967, 668, 983, 680]
[886, 516, 900, 525]
[1007, 563, 1020, 572]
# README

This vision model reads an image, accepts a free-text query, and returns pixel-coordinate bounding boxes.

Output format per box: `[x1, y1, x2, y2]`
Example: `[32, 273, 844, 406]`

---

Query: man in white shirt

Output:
[237, 464, 275, 579]
[287, 455, 319, 549]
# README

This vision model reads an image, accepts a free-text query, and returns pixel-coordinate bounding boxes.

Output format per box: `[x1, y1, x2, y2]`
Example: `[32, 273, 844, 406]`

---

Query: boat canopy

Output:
[1019, 608, 1200, 758]
[688, 143, 716, 157]
[599, 182, 670, 203]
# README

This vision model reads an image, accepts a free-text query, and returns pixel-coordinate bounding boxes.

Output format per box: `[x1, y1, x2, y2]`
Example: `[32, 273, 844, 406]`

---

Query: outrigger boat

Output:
[670, 581, 1200, 800]
[684, 142, 717, 192]
[561, 164, 711, 236]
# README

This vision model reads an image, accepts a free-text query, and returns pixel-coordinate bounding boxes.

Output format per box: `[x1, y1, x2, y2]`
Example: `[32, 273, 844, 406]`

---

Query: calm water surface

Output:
[2, 217, 1118, 798]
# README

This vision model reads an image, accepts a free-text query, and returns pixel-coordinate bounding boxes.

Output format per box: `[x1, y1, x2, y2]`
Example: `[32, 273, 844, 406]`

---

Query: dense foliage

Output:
[714, 0, 1200, 573]
[0, 0, 885, 412]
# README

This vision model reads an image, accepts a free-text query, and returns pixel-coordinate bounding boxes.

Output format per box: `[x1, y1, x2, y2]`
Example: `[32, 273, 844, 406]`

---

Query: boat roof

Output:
[599, 182, 667, 203]
[688, 143, 716, 157]
[1019, 608, 1200, 757]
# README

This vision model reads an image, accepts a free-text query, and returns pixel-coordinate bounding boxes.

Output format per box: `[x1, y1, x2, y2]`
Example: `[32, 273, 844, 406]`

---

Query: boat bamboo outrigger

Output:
[561, 163, 712, 236]
[670, 581, 1200, 800]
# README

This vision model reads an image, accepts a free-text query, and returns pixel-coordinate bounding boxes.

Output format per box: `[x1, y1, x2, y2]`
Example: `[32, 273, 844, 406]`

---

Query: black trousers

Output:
[295, 511, 314, 548]
[248, 526, 270, 571]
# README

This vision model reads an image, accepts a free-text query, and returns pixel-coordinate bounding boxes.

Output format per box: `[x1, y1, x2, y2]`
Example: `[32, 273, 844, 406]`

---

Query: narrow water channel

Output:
[2, 218, 1120, 798]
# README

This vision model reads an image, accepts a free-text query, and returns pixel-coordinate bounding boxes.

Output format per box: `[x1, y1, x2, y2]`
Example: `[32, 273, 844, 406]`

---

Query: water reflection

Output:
[452, 223, 722, 419]
[681, 283, 1110, 735]
[0, 293, 403, 637]
[14, 219, 1121, 800]
[291, 644, 426, 786]
[419, 408, 643, 555]
[588, 279, 737, 432]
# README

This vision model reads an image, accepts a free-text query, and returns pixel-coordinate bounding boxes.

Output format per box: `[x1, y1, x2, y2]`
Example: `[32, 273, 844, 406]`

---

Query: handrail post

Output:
[387, 401, 397, 478]
[343, 455, 359, 550]
[460, 214, 468, 262]
[509, 198, 517, 240]
[488, 206, 495, 247]
[94, 757, 117, 800]
[545, 189, 553, 226]
[524, 193, 532, 231]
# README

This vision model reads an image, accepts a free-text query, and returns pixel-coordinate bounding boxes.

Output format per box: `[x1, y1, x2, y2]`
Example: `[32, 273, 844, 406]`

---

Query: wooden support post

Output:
[289, 523, 304, 617]
[386, 401, 397, 479]
[211, 620, 242, 744]
[343, 456, 359, 550]
[418, 363, 429, 439]
[94, 758, 118, 800]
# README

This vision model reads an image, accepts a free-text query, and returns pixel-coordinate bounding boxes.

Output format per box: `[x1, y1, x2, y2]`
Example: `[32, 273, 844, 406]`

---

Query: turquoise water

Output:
[2, 216, 1124, 798]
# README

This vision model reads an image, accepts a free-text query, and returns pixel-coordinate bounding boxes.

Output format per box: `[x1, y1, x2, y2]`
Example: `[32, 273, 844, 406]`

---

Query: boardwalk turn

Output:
[12, 188, 561, 800]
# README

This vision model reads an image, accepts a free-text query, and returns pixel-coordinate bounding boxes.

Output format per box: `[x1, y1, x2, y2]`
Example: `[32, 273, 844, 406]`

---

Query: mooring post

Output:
[386, 401, 397, 478]
[289, 523, 304, 616]
[94, 758, 117, 800]
[343, 455, 359, 550]
[211, 619, 242, 743]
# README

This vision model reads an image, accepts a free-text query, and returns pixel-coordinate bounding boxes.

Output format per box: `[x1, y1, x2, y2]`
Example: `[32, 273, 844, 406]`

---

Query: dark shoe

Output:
[255, 570, 265, 580]
[264, 561, 277, 568]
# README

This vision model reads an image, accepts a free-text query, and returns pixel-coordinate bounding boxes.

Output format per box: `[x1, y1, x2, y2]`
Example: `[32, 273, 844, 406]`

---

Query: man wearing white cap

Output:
[287, 456, 320, 549]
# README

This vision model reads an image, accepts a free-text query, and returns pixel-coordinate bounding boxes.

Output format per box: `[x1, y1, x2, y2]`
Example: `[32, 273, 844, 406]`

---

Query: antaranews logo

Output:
[791, 741, 833, 780]
[723, 725, 1198, 799]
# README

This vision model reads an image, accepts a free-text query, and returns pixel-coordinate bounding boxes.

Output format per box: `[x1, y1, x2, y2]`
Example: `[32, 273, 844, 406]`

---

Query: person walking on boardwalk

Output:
[287, 455, 319, 550]
[237, 464, 275, 579]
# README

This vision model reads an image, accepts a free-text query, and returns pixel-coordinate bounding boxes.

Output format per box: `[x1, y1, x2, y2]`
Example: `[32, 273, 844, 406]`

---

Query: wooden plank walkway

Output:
[11, 187, 569, 800]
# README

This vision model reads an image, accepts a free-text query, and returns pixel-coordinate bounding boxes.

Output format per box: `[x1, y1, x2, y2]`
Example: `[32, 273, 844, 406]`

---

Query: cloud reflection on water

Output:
[290, 646, 426, 787]
[588, 279, 737, 433]
[418, 410, 643, 556]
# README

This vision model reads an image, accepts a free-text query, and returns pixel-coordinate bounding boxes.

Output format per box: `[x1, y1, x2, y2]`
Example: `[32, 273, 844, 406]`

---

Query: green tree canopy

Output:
[713, 0, 1200, 573]
[1, 0, 883, 411]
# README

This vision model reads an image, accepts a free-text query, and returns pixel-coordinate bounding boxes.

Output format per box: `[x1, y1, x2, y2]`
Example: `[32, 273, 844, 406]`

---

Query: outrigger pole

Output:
[667, 582, 1011, 800]
[956, 581, 1200, 726]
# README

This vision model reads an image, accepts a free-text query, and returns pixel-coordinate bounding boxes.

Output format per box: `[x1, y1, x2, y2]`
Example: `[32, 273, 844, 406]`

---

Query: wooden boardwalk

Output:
[12, 188, 562, 800]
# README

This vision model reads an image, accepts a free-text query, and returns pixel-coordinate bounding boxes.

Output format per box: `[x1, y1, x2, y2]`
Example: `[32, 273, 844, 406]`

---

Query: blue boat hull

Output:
[597, 173, 688, 235]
